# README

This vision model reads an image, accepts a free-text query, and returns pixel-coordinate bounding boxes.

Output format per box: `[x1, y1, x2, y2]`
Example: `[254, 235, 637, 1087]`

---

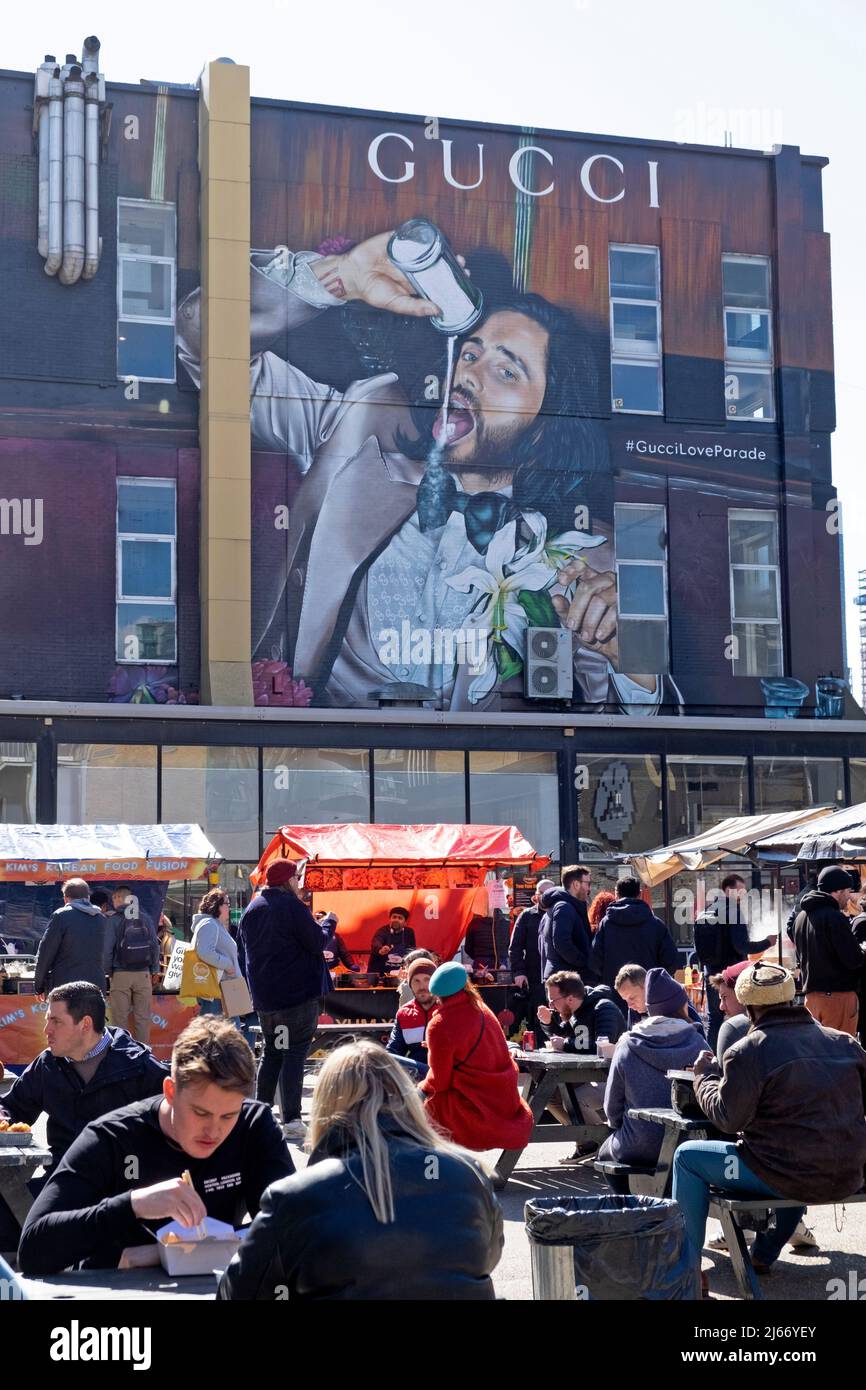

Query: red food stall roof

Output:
[254, 823, 549, 881]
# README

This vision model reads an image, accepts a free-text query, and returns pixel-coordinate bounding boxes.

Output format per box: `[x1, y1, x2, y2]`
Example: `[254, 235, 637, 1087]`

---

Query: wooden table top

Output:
[20, 1267, 216, 1300]
[513, 1049, 610, 1069]
[0, 1142, 51, 1167]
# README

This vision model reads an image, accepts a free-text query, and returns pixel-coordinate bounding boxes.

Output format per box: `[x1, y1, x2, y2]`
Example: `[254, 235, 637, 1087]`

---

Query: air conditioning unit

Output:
[524, 627, 573, 701]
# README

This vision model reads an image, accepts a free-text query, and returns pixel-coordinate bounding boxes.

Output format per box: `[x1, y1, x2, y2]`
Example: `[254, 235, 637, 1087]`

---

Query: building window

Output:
[666, 756, 749, 839]
[57, 744, 158, 822]
[580, 754, 662, 858]
[373, 750, 466, 824]
[162, 747, 259, 862]
[116, 478, 177, 663]
[117, 200, 177, 382]
[728, 509, 782, 676]
[468, 751, 559, 862]
[753, 757, 844, 814]
[263, 748, 371, 832]
[0, 743, 37, 822]
[723, 254, 774, 421]
[609, 245, 662, 414]
[614, 503, 669, 672]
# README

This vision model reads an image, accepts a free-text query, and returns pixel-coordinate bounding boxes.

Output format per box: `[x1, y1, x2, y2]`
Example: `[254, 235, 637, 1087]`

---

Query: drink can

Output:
[523, 1031, 536, 1051]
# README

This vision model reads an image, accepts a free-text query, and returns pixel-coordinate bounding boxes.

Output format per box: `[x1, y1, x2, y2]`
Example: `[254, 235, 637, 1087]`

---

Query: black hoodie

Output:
[791, 891, 866, 994]
[590, 897, 680, 988]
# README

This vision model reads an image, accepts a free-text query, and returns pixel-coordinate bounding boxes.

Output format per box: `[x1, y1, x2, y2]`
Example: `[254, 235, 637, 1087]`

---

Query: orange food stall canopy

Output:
[253, 823, 549, 891]
[0, 823, 222, 883]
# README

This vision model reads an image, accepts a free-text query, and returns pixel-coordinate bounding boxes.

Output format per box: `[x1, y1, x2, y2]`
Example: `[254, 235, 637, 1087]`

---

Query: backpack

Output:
[116, 916, 153, 971]
[692, 909, 728, 972]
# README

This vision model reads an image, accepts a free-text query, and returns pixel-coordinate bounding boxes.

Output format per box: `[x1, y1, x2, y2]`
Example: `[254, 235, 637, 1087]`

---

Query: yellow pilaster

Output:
[197, 59, 253, 706]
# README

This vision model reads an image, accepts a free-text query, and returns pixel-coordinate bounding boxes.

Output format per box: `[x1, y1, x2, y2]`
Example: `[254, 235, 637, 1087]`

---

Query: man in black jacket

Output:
[538, 866, 596, 981]
[537, 969, 624, 1161]
[17, 1016, 293, 1276]
[0, 981, 167, 1170]
[509, 878, 555, 1031]
[0, 980, 167, 1250]
[367, 907, 417, 979]
[591, 876, 679, 1014]
[693, 873, 753, 1049]
[237, 860, 325, 1142]
[791, 865, 866, 1037]
[33, 879, 107, 994]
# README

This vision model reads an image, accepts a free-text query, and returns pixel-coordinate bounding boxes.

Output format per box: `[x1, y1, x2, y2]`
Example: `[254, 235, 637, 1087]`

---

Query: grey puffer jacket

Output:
[695, 1004, 866, 1201]
[599, 1015, 706, 1164]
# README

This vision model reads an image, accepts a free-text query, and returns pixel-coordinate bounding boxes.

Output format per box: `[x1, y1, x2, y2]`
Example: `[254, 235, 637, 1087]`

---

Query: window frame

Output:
[722, 253, 774, 421]
[614, 501, 670, 670]
[115, 476, 178, 665]
[116, 198, 177, 384]
[727, 508, 783, 676]
[609, 244, 663, 416]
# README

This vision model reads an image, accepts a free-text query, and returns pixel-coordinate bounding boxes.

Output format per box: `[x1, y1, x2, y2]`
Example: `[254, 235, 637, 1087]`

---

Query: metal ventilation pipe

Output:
[35, 55, 56, 260]
[59, 64, 85, 284]
[82, 72, 101, 279]
[81, 34, 100, 76]
[44, 68, 64, 276]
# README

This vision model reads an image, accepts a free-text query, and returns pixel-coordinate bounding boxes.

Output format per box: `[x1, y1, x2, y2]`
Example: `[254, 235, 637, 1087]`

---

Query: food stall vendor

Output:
[317, 912, 358, 987]
[367, 907, 417, 980]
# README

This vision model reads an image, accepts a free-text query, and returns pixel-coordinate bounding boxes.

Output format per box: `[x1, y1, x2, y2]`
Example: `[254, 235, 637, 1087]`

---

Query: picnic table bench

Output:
[594, 1107, 720, 1199]
[19, 1267, 216, 1300]
[0, 1141, 52, 1241]
[494, 1050, 610, 1189]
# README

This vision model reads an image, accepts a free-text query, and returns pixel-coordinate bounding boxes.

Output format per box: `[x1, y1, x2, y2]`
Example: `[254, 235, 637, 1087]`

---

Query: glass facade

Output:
[579, 755, 662, 858]
[373, 749, 465, 823]
[666, 756, 749, 839]
[752, 757, 844, 814]
[162, 747, 259, 861]
[0, 743, 37, 823]
[469, 751, 559, 863]
[57, 744, 158, 822]
[263, 748, 370, 834]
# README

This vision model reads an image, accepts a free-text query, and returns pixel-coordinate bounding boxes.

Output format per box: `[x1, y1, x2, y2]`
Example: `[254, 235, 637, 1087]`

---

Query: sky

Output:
[6, 0, 864, 694]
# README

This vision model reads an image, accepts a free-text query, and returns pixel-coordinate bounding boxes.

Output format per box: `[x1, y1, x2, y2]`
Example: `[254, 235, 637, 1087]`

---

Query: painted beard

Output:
[429, 393, 531, 474]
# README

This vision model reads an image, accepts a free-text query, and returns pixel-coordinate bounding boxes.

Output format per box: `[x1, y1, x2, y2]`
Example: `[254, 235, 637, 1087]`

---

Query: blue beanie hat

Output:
[430, 961, 468, 999]
[645, 967, 688, 1018]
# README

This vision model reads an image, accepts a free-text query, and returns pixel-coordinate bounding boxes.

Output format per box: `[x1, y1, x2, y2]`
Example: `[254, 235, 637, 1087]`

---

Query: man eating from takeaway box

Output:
[17, 1016, 294, 1275]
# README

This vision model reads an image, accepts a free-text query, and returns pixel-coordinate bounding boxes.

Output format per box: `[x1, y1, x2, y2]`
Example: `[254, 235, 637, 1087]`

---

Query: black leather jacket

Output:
[217, 1120, 503, 1300]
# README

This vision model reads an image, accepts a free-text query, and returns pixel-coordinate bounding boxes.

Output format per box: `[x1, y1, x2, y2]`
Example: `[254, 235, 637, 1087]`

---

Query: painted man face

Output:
[436, 311, 549, 470]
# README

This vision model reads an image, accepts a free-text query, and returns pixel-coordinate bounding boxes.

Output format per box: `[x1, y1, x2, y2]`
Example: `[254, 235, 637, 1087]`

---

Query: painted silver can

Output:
[387, 218, 483, 335]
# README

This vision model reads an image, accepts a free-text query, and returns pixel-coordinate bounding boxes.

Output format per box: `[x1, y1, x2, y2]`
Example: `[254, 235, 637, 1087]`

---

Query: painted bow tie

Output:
[416, 468, 514, 553]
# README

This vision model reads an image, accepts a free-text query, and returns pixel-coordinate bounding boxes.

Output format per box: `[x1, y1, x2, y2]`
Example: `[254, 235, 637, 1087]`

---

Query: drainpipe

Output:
[58, 64, 85, 285]
[35, 55, 56, 261]
[82, 71, 101, 279]
[44, 68, 64, 276]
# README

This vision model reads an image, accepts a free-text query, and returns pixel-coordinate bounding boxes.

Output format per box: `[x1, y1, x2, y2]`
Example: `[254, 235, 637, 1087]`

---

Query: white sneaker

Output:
[282, 1119, 308, 1144]
[789, 1220, 819, 1250]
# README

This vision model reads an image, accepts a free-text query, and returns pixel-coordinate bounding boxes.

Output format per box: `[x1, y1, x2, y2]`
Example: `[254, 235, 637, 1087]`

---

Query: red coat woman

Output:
[421, 963, 533, 1152]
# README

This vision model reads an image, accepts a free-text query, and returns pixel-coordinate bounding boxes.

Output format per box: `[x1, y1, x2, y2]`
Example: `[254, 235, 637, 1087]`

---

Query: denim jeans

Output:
[704, 979, 723, 1052]
[256, 998, 320, 1122]
[672, 1140, 805, 1267]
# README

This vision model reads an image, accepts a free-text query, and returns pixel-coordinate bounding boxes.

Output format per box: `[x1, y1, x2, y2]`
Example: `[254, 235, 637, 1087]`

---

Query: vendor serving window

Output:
[116, 478, 177, 663]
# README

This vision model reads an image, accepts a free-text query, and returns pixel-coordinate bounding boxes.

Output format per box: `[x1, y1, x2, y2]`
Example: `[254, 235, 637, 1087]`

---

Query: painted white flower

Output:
[542, 528, 607, 570]
[446, 515, 555, 702]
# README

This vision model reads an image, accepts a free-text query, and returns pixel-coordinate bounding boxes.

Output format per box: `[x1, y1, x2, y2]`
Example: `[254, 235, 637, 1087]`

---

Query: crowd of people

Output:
[1, 856, 866, 1299]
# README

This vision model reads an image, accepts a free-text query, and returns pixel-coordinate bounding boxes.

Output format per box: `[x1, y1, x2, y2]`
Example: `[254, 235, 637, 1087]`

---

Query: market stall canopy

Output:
[0, 824, 222, 883]
[254, 823, 549, 891]
[750, 801, 866, 863]
[628, 807, 834, 889]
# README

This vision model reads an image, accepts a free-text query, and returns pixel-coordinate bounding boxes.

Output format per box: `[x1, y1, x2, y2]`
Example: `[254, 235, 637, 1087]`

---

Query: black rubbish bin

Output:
[524, 1194, 699, 1301]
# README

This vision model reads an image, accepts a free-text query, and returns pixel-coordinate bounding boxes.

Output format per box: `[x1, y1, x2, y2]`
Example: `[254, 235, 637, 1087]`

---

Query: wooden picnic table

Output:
[494, 1050, 611, 1189]
[624, 1106, 720, 1197]
[0, 1141, 52, 1233]
[19, 1267, 216, 1300]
